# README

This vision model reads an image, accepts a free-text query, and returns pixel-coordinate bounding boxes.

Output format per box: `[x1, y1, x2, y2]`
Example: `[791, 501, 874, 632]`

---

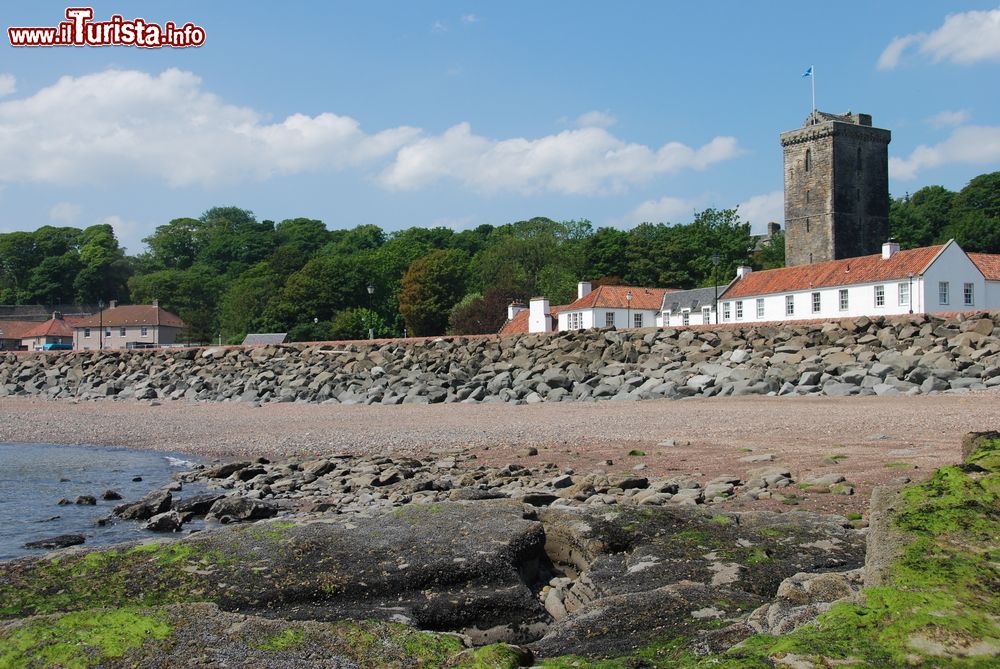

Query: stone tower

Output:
[780, 111, 891, 267]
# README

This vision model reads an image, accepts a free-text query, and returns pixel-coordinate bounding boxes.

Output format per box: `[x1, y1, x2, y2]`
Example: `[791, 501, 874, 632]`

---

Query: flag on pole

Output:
[802, 66, 813, 78]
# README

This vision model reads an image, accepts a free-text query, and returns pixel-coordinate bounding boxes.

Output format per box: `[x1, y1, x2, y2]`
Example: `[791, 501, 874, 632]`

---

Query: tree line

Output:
[0, 172, 996, 342]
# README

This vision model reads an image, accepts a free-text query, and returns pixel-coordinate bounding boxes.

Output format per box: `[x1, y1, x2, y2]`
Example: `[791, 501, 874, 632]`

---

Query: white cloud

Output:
[736, 191, 783, 234]
[575, 110, 616, 128]
[379, 123, 740, 194]
[432, 20, 448, 33]
[926, 109, 971, 127]
[49, 202, 81, 224]
[890, 125, 1000, 180]
[614, 196, 704, 227]
[0, 74, 15, 97]
[878, 9, 1000, 69]
[0, 68, 420, 187]
[460, 14, 480, 24]
[0, 68, 741, 197]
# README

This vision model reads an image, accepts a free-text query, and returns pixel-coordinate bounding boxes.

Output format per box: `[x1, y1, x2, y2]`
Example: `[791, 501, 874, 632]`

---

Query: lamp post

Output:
[712, 253, 721, 324]
[907, 272, 914, 315]
[625, 290, 633, 329]
[98, 299, 104, 350]
[366, 284, 375, 340]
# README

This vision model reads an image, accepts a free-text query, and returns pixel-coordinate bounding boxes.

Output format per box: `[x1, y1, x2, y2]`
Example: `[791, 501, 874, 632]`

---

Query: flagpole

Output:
[811, 65, 816, 113]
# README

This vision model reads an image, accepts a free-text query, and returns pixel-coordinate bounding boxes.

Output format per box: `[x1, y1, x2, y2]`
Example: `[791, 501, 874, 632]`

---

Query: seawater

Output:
[0, 442, 204, 561]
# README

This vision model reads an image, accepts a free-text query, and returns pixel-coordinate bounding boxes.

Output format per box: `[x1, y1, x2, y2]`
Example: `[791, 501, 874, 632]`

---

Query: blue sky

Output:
[1, 1, 998, 253]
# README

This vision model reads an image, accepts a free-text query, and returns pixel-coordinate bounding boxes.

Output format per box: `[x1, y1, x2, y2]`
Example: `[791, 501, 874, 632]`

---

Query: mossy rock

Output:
[0, 603, 529, 668]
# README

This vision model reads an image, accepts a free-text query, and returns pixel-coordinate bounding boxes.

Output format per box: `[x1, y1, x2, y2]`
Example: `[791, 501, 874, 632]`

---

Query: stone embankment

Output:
[2, 312, 1000, 406]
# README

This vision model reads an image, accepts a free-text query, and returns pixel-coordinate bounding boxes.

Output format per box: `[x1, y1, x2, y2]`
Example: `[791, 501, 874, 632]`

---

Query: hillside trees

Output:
[399, 249, 468, 336]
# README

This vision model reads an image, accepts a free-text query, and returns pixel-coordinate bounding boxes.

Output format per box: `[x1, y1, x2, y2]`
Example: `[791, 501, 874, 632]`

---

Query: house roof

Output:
[969, 253, 1000, 281]
[20, 317, 76, 339]
[74, 305, 187, 329]
[498, 304, 567, 336]
[722, 244, 947, 299]
[0, 320, 41, 340]
[242, 333, 288, 345]
[562, 285, 673, 312]
[661, 286, 727, 313]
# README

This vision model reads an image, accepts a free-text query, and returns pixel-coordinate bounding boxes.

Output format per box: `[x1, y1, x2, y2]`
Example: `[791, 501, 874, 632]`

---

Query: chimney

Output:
[507, 300, 526, 320]
[577, 281, 592, 300]
[882, 240, 900, 260]
[528, 297, 551, 333]
[151, 299, 158, 308]
[109, 300, 117, 309]
[52, 311, 63, 320]
[736, 265, 753, 279]
[767, 221, 780, 237]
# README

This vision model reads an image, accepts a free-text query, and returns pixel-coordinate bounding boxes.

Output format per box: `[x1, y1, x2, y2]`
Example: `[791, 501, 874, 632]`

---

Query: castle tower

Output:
[780, 111, 891, 267]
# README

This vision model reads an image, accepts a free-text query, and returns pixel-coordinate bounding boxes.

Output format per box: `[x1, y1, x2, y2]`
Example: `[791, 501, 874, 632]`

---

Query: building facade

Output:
[782, 111, 891, 267]
[657, 285, 727, 327]
[72, 301, 187, 350]
[719, 240, 997, 324]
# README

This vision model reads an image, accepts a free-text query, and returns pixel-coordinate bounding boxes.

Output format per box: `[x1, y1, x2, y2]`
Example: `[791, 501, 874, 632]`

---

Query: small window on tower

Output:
[805, 149, 811, 172]
[806, 218, 810, 232]
[856, 147, 862, 172]
[806, 190, 810, 203]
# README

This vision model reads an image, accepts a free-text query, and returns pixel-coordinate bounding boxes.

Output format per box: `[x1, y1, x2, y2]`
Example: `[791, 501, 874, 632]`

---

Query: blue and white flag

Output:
[802, 66, 813, 78]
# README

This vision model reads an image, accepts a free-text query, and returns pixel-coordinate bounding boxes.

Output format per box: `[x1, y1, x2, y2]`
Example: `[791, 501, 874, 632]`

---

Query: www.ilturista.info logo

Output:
[8, 7, 205, 48]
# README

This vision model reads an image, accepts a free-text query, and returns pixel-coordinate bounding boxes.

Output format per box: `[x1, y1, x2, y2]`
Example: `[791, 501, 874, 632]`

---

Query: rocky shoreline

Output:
[3, 432, 997, 667]
[2, 312, 999, 407]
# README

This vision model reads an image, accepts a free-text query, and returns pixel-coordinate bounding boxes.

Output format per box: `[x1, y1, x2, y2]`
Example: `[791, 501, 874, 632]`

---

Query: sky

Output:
[0, 1, 998, 253]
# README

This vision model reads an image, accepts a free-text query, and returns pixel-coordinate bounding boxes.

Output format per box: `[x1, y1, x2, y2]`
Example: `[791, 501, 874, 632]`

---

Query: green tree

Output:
[448, 288, 513, 335]
[399, 249, 468, 336]
[329, 308, 390, 340]
[127, 265, 223, 343]
[73, 224, 131, 303]
[217, 262, 283, 340]
[143, 218, 201, 270]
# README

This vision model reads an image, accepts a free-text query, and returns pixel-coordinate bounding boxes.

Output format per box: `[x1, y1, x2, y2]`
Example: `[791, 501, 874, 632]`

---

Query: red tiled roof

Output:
[561, 285, 674, 311]
[0, 320, 40, 340]
[20, 317, 75, 339]
[722, 245, 946, 299]
[498, 304, 568, 336]
[969, 253, 1000, 281]
[74, 305, 186, 329]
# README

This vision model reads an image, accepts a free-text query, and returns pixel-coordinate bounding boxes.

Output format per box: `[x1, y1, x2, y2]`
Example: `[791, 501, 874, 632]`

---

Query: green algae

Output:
[0, 608, 170, 669]
[254, 627, 305, 651]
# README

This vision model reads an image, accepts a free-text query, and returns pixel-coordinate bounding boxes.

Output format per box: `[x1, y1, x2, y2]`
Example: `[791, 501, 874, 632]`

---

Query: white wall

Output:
[719, 243, 988, 323]
[558, 307, 659, 331]
[660, 309, 715, 327]
[984, 281, 1000, 310]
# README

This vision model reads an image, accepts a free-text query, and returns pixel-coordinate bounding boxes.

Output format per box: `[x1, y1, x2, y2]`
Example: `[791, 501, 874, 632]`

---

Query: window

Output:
[898, 281, 910, 306]
[756, 298, 764, 319]
[812, 292, 821, 313]
[806, 217, 810, 233]
[682, 311, 690, 326]
[939, 281, 949, 305]
[806, 189, 810, 204]
[839, 289, 849, 311]
[633, 313, 643, 328]
[804, 149, 811, 172]
[785, 295, 795, 316]
[119, 327, 126, 337]
[856, 147, 862, 172]
[567, 312, 581, 330]
[735, 300, 743, 320]
[141, 326, 149, 336]
[809, 252, 813, 264]
[874, 285, 885, 308]
[105, 327, 111, 337]
[723, 302, 731, 321]
[84, 328, 91, 338]
[964, 283, 974, 306]
[702, 307, 712, 324]
[605, 312, 615, 327]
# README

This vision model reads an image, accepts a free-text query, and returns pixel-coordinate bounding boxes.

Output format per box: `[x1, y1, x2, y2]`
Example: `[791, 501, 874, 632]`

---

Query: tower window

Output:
[806, 218, 810, 232]
[805, 149, 811, 172]
[806, 189, 810, 203]
[856, 147, 862, 172]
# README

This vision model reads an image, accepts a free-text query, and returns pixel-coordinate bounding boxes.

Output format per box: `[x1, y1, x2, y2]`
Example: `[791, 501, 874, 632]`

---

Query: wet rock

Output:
[24, 533, 85, 549]
[206, 497, 278, 523]
[74, 495, 97, 506]
[144, 511, 184, 532]
[113, 490, 172, 521]
[101, 490, 123, 501]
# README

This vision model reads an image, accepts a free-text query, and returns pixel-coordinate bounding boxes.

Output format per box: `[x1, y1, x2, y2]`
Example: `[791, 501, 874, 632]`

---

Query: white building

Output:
[656, 285, 728, 327]
[500, 282, 672, 335]
[718, 240, 1000, 324]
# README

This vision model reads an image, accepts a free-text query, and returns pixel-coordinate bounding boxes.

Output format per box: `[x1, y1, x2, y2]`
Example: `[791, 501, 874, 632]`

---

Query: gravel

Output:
[2, 391, 997, 515]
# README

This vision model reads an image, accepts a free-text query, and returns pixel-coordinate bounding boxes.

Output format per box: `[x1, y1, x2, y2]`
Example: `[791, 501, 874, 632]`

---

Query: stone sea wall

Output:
[2, 311, 999, 405]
